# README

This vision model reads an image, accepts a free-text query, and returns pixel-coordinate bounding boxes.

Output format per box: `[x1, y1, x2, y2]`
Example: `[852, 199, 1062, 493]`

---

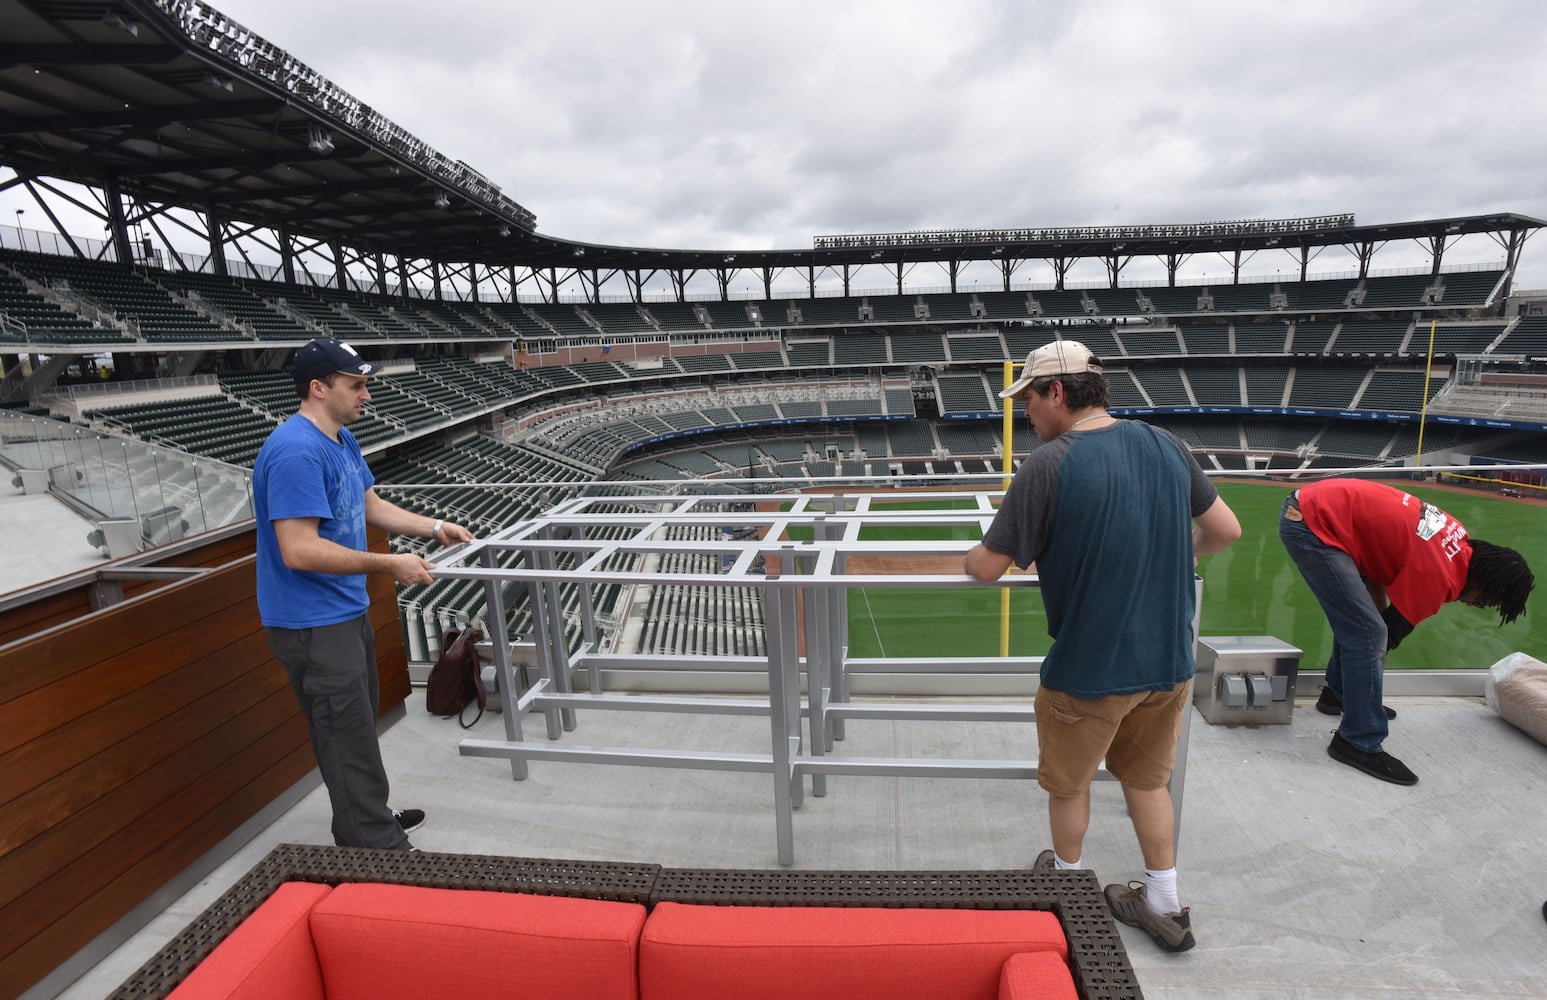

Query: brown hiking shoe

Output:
[1104, 881, 1195, 952]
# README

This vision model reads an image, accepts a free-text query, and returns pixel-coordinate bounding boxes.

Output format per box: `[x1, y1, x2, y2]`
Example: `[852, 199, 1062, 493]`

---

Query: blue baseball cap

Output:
[290, 338, 379, 383]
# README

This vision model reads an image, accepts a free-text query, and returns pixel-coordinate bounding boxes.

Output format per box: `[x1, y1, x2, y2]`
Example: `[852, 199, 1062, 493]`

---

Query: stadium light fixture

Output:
[498, 225, 511, 237]
[434, 192, 450, 209]
[202, 73, 235, 93]
[306, 125, 334, 156]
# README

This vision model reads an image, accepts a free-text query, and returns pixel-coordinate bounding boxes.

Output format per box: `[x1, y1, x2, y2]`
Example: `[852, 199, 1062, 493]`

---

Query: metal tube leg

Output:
[535, 543, 577, 733]
[480, 552, 527, 780]
[1170, 681, 1193, 858]
[827, 577, 846, 745]
[525, 575, 564, 741]
[804, 585, 828, 798]
[1172, 576, 1204, 860]
[765, 583, 798, 866]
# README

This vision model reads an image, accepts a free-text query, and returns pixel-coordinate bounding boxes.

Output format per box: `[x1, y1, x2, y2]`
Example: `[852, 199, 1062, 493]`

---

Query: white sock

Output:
[1144, 867, 1181, 915]
[1054, 853, 1082, 870]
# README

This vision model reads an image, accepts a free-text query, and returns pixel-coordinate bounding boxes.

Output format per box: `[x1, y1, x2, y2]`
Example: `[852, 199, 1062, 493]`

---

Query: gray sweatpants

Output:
[266, 615, 408, 850]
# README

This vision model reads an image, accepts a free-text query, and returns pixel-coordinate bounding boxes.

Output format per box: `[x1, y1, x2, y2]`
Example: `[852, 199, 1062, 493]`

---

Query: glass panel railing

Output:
[0, 410, 252, 555]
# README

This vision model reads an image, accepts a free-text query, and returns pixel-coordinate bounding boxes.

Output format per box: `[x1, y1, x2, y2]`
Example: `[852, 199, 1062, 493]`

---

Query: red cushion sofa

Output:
[111, 844, 1140, 1000]
[164, 881, 1075, 1000]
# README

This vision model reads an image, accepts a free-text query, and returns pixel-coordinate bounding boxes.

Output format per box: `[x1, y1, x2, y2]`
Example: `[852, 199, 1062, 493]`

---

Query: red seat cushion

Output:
[167, 881, 331, 1000]
[639, 902, 1067, 1000]
[309, 883, 646, 1000]
[998, 950, 1079, 1000]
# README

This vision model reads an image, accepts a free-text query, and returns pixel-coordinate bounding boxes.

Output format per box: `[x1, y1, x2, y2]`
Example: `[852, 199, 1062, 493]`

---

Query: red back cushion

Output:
[309, 883, 646, 1000]
[998, 950, 1079, 1000]
[639, 902, 1067, 1000]
[167, 881, 331, 1000]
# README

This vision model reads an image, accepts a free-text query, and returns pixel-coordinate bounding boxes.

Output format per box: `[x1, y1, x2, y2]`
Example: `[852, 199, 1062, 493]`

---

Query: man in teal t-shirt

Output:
[254, 338, 473, 850]
[966, 340, 1240, 953]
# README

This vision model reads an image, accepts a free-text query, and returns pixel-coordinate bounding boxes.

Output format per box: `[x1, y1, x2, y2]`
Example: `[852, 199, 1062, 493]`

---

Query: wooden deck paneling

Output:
[0, 525, 411, 1000]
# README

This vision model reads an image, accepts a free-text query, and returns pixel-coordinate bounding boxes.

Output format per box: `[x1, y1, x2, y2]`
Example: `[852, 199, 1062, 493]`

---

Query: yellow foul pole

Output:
[1416, 319, 1438, 468]
[1000, 361, 1015, 657]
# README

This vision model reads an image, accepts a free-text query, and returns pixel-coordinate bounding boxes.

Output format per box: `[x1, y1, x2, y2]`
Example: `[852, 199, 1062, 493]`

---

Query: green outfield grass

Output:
[827, 483, 1545, 670]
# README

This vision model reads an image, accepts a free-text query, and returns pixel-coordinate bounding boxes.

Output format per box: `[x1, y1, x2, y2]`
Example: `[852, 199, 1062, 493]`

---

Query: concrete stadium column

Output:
[1351, 241, 1374, 279]
[278, 223, 296, 284]
[102, 176, 133, 266]
[1106, 254, 1130, 288]
[205, 201, 227, 276]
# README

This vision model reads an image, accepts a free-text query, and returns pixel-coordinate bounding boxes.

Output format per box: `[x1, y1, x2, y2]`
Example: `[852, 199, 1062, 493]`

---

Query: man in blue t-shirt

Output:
[965, 340, 1240, 953]
[253, 338, 473, 850]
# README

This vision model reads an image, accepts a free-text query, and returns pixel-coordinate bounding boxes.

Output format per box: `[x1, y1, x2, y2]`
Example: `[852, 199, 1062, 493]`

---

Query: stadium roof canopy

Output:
[0, 0, 1543, 296]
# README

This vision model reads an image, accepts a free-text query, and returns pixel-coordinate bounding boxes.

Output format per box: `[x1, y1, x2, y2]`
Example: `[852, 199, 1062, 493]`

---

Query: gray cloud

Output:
[13, 0, 1547, 287]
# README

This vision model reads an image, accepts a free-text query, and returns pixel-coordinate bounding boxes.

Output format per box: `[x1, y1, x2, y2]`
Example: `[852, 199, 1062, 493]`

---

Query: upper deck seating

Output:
[1234, 322, 1290, 354]
[888, 330, 945, 362]
[1358, 274, 1432, 309]
[1116, 327, 1184, 357]
[945, 333, 1007, 361]
[1179, 324, 1230, 355]
[1330, 321, 1410, 355]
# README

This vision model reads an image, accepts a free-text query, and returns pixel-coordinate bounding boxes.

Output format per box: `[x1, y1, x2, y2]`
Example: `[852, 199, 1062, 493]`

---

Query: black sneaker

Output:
[393, 808, 425, 833]
[1327, 733, 1417, 785]
[1315, 687, 1396, 720]
[1104, 882, 1195, 952]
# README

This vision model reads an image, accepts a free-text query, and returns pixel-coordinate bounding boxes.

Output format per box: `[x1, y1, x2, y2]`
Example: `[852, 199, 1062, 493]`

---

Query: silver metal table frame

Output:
[434, 491, 1198, 865]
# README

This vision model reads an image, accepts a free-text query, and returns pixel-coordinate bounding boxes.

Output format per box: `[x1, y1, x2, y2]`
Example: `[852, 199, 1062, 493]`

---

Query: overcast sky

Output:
[10, 0, 1547, 294]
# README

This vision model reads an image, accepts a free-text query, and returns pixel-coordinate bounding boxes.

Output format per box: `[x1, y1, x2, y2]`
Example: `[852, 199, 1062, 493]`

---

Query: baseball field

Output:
[822, 480, 1545, 671]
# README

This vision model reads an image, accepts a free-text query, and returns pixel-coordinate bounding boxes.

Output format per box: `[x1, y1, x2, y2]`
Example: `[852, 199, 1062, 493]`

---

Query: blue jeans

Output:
[1278, 494, 1390, 751]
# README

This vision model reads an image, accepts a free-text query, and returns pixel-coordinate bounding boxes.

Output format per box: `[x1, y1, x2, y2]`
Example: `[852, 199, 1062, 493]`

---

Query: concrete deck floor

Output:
[41, 685, 1547, 1000]
[0, 486, 106, 597]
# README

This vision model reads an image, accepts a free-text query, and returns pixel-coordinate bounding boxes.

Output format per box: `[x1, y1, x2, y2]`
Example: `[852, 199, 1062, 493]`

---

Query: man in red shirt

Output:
[1279, 478, 1533, 784]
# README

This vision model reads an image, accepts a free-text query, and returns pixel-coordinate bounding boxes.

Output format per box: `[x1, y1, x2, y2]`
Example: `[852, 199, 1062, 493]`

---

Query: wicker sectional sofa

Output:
[109, 844, 1142, 1000]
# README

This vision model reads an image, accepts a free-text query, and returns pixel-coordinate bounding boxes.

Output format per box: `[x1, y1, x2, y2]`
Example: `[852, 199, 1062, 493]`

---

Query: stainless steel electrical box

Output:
[1194, 635, 1302, 725]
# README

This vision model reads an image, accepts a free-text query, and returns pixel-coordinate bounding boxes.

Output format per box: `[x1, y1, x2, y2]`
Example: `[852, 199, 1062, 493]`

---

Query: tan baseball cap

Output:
[1000, 340, 1103, 398]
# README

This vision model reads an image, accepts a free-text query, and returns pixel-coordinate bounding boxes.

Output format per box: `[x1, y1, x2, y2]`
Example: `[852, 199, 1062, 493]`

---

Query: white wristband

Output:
[431, 519, 443, 541]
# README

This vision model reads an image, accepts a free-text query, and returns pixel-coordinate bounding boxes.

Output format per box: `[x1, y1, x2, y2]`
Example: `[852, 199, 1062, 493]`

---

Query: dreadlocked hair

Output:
[1466, 538, 1535, 625]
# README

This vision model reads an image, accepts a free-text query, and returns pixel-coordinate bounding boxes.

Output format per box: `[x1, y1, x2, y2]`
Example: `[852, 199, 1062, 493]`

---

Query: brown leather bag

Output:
[425, 626, 487, 728]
